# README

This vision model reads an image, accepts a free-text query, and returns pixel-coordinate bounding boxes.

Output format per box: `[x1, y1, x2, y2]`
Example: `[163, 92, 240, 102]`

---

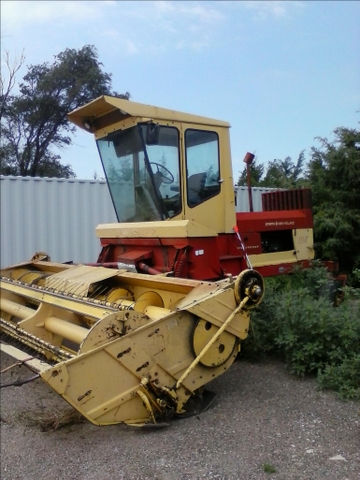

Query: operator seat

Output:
[188, 172, 207, 207]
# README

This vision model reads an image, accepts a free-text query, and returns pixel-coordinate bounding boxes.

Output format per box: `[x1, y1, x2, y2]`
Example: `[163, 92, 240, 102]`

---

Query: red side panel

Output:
[236, 209, 313, 232]
[97, 236, 224, 280]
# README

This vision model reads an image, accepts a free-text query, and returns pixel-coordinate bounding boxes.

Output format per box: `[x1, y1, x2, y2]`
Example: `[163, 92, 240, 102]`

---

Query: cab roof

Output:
[68, 95, 230, 132]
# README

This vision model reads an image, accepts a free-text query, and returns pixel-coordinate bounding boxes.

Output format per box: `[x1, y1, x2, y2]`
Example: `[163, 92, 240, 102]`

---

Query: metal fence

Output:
[0, 176, 274, 268]
[0, 176, 117, 267]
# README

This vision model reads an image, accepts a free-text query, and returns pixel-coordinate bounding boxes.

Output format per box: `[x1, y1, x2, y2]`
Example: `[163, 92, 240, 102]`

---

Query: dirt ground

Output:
[1, 353, 359, 480]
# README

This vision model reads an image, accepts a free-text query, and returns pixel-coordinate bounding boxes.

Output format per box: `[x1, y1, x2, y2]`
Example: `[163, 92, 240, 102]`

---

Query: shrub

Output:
[317, 354, 360, 399]
[240, 265, 360, 399]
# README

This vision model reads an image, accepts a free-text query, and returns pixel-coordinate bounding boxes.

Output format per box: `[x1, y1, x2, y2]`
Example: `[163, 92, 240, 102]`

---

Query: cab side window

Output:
[185, 129, 220, 208]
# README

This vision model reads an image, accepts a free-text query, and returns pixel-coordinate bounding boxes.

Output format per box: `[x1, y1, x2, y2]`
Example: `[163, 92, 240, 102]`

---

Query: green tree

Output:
[237, 152, 307, 188]
[0, 45, 129, 178]
[308, 125, 360, 271]
[237, 158, 265, 186]
[261, 151, 307, 188]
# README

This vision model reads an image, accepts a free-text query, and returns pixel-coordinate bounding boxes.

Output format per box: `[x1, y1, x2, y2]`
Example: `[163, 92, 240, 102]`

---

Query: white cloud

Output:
[97, 1, 226, 55]
[175, 37, 210, 52]
[118, 2, 225, 42]
[153, 1, 225, 23]
[124, 39, 139, 56]
[242, 1, 305, 20]
[151, 2, 225, 52]
[2, 0, 304, 62]
[1, 1, 116, 30]
[1, 1, 226, 57]
[100, 29, 140, 56]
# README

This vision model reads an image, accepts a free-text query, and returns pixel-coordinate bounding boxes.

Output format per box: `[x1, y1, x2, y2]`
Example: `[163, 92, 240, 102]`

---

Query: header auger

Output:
[0, 259, 264, 427]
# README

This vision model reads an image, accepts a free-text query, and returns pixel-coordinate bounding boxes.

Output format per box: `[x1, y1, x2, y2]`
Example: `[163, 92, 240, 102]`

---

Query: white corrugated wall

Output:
[0, 176, 117, 268]
[235, 186, 275, 212]
[0, 176, 275, 268]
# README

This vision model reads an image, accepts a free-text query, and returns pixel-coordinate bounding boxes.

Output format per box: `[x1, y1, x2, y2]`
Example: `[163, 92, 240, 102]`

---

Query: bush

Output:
[317, 354, 360, 399]
[349, 268, 360, 288]
[240, 265, 360, 399]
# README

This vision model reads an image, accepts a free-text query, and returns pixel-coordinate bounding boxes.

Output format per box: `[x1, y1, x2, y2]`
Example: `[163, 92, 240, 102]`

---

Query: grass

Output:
[263, 463, 277, 474]
[17, 407, 85, 432]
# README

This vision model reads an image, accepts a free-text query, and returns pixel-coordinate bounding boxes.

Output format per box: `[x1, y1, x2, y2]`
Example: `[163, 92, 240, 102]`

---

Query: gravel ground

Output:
[1, 352, 359, 480]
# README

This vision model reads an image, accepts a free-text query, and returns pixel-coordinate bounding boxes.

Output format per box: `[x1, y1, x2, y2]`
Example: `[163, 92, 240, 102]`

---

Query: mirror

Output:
[146, 123, 160, 145]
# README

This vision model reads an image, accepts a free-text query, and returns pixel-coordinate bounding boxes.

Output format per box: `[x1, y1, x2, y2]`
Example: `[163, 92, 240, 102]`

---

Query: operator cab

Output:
[97, 123, 221, 223]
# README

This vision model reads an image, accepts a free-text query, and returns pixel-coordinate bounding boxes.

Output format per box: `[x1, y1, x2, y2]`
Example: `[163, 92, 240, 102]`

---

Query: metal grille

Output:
[262, 188, 312, 211]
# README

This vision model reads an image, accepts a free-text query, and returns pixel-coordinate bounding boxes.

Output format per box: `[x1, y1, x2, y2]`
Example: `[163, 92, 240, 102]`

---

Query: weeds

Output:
[263, 463, 277, 474]
[17, 407, 85, 431]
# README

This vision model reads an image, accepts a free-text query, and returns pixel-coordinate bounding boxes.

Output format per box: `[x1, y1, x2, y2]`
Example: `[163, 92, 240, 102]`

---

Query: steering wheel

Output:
[150, 162, 174, 184]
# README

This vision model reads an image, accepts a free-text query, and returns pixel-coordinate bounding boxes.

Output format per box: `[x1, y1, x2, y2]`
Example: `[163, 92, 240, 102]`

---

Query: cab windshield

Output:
[97, 125, 181, 222]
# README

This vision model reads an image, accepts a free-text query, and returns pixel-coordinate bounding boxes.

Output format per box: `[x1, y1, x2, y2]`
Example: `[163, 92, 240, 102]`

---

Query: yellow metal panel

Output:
[68, 95, 230, 132]
[177, 281, 250, 340]
[249, 251, 298, 267]
[293, 228, 315, 260]
[95, 219, 218, 239]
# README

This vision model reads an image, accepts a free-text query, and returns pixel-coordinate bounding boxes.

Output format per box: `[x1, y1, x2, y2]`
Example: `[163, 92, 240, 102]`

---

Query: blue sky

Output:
[1, 0, 359, 180]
